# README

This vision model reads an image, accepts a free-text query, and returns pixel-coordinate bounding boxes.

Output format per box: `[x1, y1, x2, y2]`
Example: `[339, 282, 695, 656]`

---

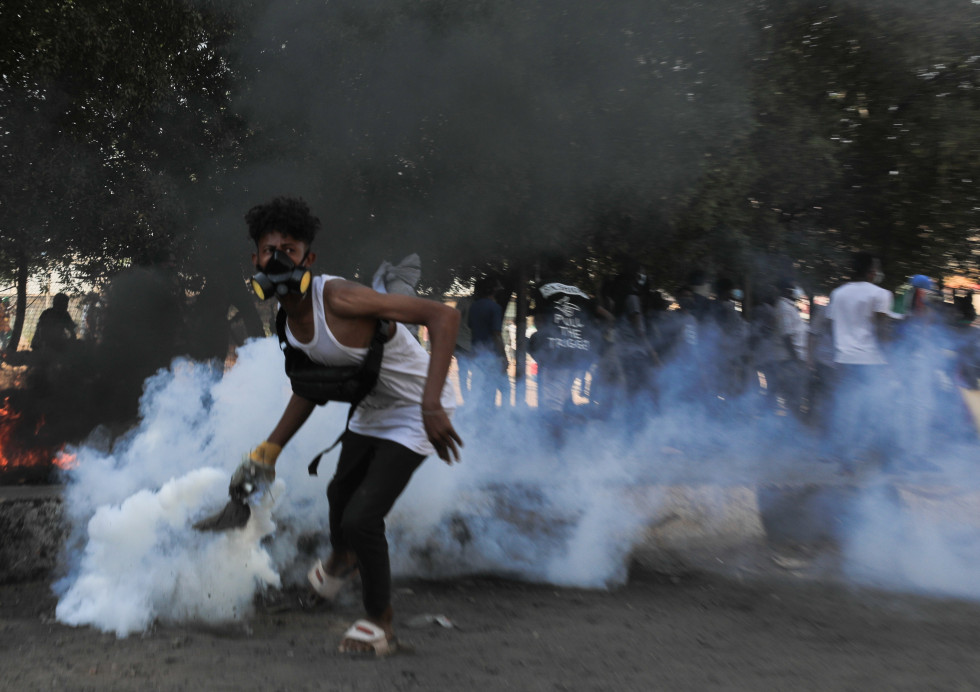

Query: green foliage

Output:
[0, 0, 246, 291]
[677, 0, 980, 292]
[1, 0, 977, 307]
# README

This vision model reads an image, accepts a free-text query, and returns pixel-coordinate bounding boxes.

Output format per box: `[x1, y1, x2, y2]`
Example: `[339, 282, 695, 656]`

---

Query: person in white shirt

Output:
[773, 277, 808, 417]
[806, 303, 836, 427]
[825, 251, 900, 469]
[828, 254, 896, 366]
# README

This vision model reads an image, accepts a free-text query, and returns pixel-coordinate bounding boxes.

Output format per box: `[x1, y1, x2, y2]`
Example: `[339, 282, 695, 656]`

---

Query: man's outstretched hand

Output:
[229, 441, 281, 501]
[422, 408, 463, 464]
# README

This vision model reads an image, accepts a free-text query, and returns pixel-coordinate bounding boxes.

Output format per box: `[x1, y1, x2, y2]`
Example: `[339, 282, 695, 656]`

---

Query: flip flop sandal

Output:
[307, 559, 358, 601]
[338, 619, 411, 658]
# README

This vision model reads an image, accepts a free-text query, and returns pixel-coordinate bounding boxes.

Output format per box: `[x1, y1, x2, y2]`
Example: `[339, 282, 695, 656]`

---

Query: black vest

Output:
[276, 309, 390, 476]
[275, 308, 388, 406]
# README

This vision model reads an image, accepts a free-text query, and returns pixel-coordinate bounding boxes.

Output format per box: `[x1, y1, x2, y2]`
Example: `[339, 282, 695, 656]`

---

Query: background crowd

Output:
[2, 248, 978, 476]
[454, 251, 980, 471]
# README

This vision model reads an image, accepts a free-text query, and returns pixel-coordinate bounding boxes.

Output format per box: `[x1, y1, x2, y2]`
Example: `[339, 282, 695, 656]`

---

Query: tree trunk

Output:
[742, 272, 754, 322]
[513, 264, 529, 407]
[5, 254, 29, 354]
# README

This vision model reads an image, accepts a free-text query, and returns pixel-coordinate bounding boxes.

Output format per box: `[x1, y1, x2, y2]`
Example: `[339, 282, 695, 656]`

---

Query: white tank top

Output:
[284, 274, 455, 456]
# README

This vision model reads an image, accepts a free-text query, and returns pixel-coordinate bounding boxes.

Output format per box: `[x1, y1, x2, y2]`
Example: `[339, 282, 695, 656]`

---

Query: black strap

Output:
[306, 417, 349, 476]
[276, 307, 288, 348]
[275, 309, 389, 476]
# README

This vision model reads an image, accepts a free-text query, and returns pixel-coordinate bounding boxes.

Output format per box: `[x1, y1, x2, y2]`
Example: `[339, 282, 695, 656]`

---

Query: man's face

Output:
[252, 230, 315, 270]
[871, 259, 884, 284]
[634, 268, 647, 289]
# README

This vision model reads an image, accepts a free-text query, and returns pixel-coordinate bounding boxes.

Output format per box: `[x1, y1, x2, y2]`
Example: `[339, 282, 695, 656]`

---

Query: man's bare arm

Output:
[267, 393, 318, 449]
[326, 281, 463, 462]
[875, 311, 896, 343]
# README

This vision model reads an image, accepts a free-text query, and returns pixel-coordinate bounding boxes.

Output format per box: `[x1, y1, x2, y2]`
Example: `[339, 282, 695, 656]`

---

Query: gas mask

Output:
[250, 249, 312, 300]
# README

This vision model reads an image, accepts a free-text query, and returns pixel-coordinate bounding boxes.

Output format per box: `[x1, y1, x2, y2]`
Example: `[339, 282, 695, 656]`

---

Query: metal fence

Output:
[0, 294, 89, 351]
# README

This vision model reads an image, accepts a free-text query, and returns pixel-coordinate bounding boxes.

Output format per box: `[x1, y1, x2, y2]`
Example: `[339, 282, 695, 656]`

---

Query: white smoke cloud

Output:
[842, 480, 980, 599]
[55, 319, 980, 637]
[54, 339, 341, 636]
[56, 469, 281, 637]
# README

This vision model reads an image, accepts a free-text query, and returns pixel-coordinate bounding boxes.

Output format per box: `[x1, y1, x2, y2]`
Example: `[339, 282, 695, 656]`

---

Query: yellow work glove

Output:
[249, 441, 282, 465]
[229, 441, 282, 502]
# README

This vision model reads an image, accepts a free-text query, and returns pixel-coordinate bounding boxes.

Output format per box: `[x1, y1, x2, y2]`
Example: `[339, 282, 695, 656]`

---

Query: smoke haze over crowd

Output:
[52, 312, 980, 636]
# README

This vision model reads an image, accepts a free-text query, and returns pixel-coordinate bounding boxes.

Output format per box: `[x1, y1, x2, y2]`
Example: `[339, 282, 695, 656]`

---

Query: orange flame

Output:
[54, 448, 78, 471]
[0, 396, 56, 471]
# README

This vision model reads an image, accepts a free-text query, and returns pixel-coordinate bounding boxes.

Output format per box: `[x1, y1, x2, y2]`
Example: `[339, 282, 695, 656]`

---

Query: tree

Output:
[0, 0, 248, 351]
[677, 0, 980, 293]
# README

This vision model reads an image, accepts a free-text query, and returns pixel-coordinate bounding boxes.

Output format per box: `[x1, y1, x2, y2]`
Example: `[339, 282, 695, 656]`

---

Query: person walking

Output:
[467, 276, 508, 409]
[825, 251, 900, 470]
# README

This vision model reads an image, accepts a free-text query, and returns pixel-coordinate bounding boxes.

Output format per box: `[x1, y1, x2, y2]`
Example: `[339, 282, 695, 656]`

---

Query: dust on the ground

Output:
[3, 551, 980, 692]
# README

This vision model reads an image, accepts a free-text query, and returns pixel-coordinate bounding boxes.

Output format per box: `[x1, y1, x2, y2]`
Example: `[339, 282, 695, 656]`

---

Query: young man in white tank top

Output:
[235, 197, 463, 656]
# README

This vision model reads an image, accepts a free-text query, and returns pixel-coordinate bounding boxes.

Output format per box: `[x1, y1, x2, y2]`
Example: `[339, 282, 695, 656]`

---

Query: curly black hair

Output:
[851, 251, 877, 280]
[245, 197, 320, 245]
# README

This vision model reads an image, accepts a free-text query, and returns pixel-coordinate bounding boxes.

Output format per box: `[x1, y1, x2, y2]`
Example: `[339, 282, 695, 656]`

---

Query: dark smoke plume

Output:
[214, 0, 753, 284]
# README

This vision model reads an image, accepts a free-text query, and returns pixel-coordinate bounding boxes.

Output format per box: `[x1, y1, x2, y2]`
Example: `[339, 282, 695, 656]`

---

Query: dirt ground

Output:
[3, 546, 980, 692]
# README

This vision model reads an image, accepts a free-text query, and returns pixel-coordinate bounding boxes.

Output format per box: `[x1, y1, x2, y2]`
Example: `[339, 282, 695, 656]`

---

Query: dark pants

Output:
[327, 431, 425, 618]
[470, 351, 506, 409]
[807, 362, 836, 428]
[771, 359, 806, 418]
[455, 351, 473, 402]
[828, 363, 890, 464]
